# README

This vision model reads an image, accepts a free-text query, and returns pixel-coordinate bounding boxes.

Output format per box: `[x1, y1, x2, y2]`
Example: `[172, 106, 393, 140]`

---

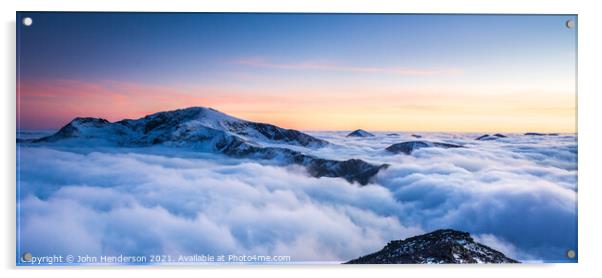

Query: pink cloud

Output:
[232, 57, 463, 76]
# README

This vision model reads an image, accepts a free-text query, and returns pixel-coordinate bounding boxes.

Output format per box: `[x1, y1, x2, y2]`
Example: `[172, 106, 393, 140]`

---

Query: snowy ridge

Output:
[345, 229, 519, 264]
[32, 107, 328, 148]
[26, 107, 387, 185]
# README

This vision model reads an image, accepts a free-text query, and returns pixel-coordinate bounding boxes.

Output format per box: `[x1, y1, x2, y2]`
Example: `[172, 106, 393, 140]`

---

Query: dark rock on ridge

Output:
[385, 141, 463, 155]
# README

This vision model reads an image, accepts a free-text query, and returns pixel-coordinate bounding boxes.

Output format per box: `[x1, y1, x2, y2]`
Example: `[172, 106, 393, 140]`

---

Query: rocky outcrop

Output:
[475, 134, 507, 141]
[345, 229, 519, 264]
[385, 141, 463, 155]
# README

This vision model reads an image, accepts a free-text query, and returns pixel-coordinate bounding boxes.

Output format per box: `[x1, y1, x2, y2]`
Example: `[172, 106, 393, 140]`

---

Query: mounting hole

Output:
[565, 19, 574, 29]
[21, 252, 32, 262]
[567, 249, 576, 259]
[22, 17, 33, 27]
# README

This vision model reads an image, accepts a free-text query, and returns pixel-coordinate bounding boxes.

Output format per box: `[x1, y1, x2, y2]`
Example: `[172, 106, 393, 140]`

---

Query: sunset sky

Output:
[17, 13, 577, 132]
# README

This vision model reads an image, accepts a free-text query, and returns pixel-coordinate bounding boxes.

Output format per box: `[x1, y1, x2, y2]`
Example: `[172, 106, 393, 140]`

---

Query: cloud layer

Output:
[17, 132, 577, 263]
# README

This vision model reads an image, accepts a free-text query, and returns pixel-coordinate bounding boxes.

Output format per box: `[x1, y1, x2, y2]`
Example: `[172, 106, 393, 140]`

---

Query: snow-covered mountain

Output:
[385, 141, 464, 155]
[346, 129, 375, 137]
[345, 229, 519, 264]
[36, 107, 328, 148]
[26, 107, 387, 185]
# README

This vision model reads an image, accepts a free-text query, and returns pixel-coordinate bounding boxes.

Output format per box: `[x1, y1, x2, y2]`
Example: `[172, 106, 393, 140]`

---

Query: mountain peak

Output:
[475, 133, 507, 141]
[347, 129, 375, 137]
[137, 106, 243, 127]
[346, 229, 519, 264]
[152, 106, 228, 117]
[71, 117, 110, 125]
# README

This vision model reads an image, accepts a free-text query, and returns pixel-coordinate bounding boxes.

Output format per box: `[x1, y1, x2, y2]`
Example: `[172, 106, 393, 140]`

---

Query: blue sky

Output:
[17, 13, 577, 131]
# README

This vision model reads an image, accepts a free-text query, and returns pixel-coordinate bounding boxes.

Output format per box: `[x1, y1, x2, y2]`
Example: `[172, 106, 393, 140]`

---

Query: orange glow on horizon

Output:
[17, 79, 576, 133]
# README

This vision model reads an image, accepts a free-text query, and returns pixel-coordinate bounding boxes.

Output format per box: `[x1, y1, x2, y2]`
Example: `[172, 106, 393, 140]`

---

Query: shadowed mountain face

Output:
[26, 107, 387, 185]
[386, 141, 463, 155]
[345, 229, 519, 264]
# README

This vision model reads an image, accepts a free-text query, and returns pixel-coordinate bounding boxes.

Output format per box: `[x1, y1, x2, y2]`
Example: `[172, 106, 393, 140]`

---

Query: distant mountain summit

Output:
[346, 129, 375, 137]
[345, 229, 519, 264]
[25, 107, 387, 185]
[524, 132, 559, 136]
[386, 141, 463, 155]
[475, 134, 507, 141]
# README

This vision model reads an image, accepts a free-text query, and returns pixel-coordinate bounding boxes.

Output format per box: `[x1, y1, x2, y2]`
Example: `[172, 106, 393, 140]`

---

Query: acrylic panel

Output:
[16, 12, 577, 265]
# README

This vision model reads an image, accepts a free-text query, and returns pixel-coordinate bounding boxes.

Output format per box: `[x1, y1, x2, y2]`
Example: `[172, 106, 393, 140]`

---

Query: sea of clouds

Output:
[17, 132, 577, 263]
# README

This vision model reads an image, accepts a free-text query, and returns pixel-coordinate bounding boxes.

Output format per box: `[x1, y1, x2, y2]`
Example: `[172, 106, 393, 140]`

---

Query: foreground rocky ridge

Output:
[345, 229, 519, 264]
[23, 107, 389, 185]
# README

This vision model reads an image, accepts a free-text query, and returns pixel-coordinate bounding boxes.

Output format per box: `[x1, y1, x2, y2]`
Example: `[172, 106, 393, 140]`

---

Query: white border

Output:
[2, 1, 601, 277]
